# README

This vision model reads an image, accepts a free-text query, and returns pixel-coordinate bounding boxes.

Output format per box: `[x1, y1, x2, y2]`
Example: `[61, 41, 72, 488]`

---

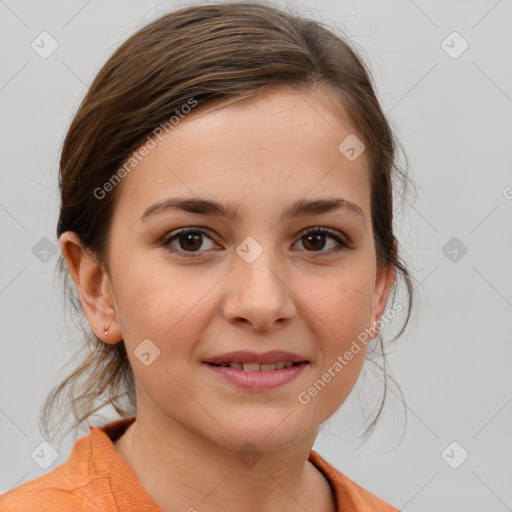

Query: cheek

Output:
[112, 250, 211, 332]
[112, 263, 224, 384]
[299, 288, 372, 418]
[306, 267, 374, 340]
[303, 266, 374, 387]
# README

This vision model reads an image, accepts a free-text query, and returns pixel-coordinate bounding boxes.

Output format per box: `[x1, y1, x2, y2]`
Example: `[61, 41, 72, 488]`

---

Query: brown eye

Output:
[295, 227, 349, 255]
[302, 232, 327, 251]
[163, 228, 216, 257]
[178, 232, 203, 251]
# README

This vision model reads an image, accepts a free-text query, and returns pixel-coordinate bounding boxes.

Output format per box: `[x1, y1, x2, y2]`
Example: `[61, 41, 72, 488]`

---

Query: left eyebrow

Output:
[139, 196, 366, 226]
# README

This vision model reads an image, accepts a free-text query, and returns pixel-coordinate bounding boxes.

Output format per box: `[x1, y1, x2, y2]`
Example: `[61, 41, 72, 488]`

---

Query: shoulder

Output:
[0, 467, 115, 512]
[0, 434, 117, 512]
[308, 450, 399, 511]
[343, 476, 400, 511]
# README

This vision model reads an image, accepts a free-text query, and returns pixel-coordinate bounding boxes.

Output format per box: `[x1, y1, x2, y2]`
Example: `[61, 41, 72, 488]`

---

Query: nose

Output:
[221, 247, 296, 332]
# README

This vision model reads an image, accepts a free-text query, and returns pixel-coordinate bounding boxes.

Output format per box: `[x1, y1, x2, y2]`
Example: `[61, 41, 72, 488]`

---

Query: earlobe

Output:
[59, 232, 120, 343]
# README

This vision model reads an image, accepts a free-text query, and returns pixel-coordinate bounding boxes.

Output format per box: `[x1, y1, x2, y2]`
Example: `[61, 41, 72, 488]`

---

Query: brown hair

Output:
[40, 0, 415, 442]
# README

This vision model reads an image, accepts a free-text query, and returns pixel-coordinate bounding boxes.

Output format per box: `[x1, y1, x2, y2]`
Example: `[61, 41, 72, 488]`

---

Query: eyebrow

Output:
[140, 196, 365, 225]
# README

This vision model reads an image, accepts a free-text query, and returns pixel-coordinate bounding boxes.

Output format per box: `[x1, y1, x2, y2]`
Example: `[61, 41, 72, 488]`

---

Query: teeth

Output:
[242, 363, 261, 372]
[217, 361, 296, 371]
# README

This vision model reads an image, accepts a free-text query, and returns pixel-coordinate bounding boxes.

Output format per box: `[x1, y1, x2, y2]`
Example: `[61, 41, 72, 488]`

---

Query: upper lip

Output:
[204, 350, 309, 365]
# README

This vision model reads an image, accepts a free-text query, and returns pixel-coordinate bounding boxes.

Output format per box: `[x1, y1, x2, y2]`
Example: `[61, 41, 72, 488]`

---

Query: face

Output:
[68, 86, 394, 453]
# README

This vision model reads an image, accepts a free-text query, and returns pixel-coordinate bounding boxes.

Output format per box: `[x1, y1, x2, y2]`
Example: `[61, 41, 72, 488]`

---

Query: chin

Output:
[213, 414, 315, 453]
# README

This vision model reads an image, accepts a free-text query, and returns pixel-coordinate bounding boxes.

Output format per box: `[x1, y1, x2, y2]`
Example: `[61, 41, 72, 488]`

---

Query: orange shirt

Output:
[0, 416, 399, 511]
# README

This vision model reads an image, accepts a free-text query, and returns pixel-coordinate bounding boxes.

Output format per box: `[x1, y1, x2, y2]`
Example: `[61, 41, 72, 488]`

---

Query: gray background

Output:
[1, 1, 511, 510]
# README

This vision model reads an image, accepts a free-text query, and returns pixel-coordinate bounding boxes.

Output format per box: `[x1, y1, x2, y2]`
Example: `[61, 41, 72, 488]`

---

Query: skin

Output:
[60, 85, 395, 512]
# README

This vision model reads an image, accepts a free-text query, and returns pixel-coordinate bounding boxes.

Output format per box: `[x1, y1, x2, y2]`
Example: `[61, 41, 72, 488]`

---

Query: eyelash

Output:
[161, 226, 350, 259]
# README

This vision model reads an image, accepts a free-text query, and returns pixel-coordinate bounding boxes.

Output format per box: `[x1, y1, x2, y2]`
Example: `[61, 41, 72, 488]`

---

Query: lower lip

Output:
[203, 362, 308, 390]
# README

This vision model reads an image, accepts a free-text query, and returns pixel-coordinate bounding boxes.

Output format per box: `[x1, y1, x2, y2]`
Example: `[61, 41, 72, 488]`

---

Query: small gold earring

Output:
[104, 321, 113, 336]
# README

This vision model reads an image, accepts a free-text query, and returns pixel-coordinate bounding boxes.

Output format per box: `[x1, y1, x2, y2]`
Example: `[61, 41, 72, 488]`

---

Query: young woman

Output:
[1, 2, 413, 510]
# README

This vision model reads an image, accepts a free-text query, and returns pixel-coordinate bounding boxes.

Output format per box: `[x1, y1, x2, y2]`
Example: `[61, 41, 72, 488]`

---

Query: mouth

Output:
[206, 361, 303, 371]
[202, 351, 309, 390]
[203, 349, 309, 366]
[203, 360, 310, 392]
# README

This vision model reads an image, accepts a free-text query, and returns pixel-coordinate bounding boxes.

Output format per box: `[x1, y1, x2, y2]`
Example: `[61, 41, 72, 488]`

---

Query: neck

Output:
[113, 408, 335, 512]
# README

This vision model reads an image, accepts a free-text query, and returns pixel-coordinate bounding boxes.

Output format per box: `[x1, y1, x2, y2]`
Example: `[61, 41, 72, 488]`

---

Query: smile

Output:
[204, 361, 309, 390]
[208, 361, 298, 371]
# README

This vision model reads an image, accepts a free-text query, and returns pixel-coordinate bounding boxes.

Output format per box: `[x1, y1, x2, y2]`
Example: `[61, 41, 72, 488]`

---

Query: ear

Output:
[370, 264, 396, 330]
[59, 232, 121, 344]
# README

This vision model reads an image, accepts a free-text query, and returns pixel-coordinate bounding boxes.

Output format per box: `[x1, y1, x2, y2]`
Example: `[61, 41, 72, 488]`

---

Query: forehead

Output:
[114, 86, 371, 222]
